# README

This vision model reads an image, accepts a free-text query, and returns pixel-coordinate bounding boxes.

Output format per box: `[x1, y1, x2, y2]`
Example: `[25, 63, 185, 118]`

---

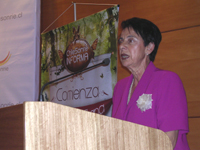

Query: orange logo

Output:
[0, 52, 11, 66]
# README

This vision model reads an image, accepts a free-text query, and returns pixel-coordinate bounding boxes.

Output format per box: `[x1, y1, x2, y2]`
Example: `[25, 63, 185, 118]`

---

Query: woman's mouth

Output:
[120, 54, 129, 60]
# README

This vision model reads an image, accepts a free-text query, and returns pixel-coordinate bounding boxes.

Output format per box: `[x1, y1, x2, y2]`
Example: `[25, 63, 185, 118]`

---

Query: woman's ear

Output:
[145, 42, 155, 55]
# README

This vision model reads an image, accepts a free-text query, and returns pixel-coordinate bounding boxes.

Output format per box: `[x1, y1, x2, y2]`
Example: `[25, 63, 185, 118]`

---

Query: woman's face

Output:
[118, 28, 148, 70]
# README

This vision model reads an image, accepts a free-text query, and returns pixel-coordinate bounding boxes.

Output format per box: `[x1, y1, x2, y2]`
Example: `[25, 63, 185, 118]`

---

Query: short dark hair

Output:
[121, 17, 162, 62]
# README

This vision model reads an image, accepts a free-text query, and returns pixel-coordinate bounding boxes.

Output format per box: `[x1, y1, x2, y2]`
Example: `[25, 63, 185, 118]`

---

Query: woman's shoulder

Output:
[153, 67, 183, 85]
[147, 62, 181, 82]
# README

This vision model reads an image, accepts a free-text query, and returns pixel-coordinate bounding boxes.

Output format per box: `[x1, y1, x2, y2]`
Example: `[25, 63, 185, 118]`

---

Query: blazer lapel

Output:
[123, 62, 156, 119]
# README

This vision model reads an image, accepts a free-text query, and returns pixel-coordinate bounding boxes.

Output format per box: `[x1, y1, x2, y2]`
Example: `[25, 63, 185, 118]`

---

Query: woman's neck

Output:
[128, 59, 150, 86]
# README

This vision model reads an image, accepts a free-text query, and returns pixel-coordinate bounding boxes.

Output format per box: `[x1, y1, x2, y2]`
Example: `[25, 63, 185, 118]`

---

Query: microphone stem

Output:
[39, 60, 105, 101]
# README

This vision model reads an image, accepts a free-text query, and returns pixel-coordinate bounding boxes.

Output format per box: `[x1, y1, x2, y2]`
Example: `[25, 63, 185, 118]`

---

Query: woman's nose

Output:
[119, 42, 126, 52]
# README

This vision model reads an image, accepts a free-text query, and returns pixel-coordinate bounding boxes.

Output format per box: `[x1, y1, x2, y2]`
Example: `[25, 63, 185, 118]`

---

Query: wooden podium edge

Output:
[24, 101, 172, 150]
[0, 102, 172, 150]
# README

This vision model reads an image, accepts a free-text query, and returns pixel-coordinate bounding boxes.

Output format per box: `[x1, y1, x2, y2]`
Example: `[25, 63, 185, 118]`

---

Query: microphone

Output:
[102, 58, 110, 66]
[39, 58, 110, 101]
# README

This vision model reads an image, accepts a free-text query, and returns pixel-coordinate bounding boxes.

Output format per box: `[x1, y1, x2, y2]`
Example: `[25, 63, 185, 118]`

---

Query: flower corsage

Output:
[136, 94, 153, 112]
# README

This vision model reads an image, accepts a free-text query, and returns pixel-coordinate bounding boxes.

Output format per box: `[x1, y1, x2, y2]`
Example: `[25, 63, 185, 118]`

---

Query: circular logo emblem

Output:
[64, 39, 93, 72]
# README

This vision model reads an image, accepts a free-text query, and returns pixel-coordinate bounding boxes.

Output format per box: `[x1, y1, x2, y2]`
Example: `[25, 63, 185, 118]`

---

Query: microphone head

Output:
[102, 58, 110, 66]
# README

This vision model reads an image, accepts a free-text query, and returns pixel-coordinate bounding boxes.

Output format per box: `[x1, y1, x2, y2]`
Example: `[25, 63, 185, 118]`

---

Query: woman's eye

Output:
[128, 39, 134, 43]
[118, 39, 123, 44]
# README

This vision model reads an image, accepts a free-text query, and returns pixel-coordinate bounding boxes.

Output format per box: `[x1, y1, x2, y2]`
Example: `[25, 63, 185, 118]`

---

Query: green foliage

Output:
[40, 5, 119, 88]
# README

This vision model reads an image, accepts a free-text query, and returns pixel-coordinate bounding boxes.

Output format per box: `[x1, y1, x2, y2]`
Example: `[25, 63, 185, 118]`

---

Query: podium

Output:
[0, 102, 172, 150]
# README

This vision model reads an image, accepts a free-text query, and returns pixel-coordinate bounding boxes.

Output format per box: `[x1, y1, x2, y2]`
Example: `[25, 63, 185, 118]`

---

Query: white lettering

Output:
[66, 53, 89, 65]
[86, 104, 105, 114]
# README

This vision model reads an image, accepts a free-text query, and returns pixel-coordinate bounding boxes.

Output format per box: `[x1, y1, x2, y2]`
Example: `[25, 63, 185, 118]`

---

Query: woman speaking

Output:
[112, 17, 189, 150]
